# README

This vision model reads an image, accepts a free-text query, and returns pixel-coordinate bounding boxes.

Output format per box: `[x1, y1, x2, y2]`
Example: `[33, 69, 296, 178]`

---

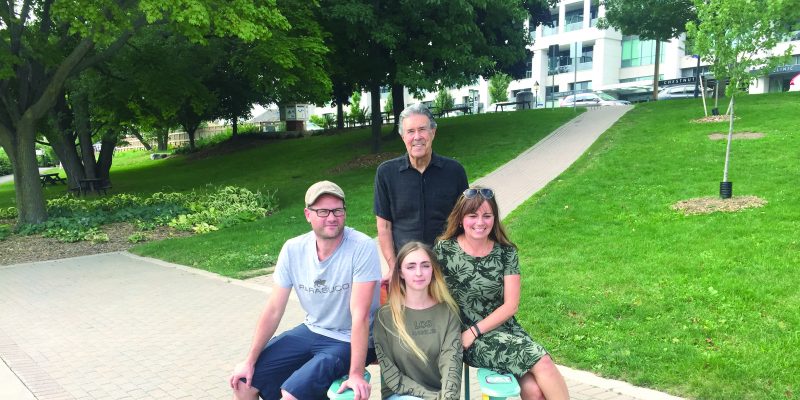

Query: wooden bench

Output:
[78, 178, 108, 196]
[494, 100, 532, 112]
[434, 104, 472, 118]
[39, 173, 66, 186]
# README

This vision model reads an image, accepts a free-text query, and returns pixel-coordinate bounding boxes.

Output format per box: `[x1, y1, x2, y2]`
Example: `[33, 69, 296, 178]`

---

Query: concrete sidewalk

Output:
[474, 106, 632, 219]
[0, 106, 686, 399]
[1, 253, 682, 400]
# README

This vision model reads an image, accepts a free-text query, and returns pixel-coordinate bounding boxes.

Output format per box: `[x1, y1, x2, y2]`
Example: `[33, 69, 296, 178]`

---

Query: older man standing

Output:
[374, 103, 468, 270]
[230, 181, 380, 400]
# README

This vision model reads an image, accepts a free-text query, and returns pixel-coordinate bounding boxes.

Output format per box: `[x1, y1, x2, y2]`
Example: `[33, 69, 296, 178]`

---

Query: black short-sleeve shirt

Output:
[374, 153, 468, 251]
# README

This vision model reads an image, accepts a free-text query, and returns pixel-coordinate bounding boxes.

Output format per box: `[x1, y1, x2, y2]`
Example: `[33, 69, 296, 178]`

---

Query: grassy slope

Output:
[505, 93, 799, 400]
[119, 109, 579, 276]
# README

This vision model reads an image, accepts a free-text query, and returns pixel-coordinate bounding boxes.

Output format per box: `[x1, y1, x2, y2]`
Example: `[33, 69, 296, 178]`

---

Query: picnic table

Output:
[78, 178, 108, 196]
[39, 173, 66, 186]
[434, 104, 472, 118]
[494, 100, 532, 112]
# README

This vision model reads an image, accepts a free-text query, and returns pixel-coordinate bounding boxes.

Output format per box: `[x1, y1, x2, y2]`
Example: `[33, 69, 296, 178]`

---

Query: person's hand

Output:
[338, 373, 371, 399]
[461, 329, 476, 350]
[381, 271, 392, 286]
[229, 361, 255, 390]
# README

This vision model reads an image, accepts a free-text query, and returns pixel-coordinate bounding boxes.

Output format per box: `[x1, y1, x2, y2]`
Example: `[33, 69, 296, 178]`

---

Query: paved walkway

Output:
[0, 106, 685, 400]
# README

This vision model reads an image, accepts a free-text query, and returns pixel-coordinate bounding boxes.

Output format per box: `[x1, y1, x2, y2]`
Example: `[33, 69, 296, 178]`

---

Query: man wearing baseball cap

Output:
[230, 181, 381, 400]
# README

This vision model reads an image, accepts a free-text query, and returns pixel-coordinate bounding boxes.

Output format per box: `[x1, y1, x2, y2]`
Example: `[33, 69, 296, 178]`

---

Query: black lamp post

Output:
[533, 81, 540, 108]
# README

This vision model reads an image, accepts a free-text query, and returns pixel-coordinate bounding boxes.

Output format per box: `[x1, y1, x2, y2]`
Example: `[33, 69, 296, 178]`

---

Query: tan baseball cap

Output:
[305, 181, 345, 206]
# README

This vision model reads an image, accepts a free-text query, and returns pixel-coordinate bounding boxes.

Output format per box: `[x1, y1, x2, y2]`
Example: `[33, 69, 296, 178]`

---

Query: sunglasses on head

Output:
[463, 188, 494, 199]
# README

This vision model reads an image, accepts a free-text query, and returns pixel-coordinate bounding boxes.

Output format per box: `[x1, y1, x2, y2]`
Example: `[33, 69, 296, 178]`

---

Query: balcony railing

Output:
[542, 25, 559, 37]
[565, 20, 583, 32]
[548, 56, 594, 74]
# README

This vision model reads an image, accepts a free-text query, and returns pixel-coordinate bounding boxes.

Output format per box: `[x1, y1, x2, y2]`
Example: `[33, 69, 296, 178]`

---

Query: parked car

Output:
[559, 92, 630, 107]
[657, 84, 712, 100]
[790, 73, 800, 92]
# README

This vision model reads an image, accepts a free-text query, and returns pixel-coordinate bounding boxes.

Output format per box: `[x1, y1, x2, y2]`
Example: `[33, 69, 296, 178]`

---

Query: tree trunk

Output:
[7, 125, 48, 225]
[392, 83, 404, 135]
[652, 40, 661, 101]
[45, 110, 85, 190]
[129, 128, 152, 151]
[336, 96, 345, 130]
[156, 128, 169, 151]
[232, 117, 239, 138]
[370, 83, 382, 153]
[722, 95, 735, 182]
[187, 127, 197, 151]
[72, 90, 98, 179]
[97, 131, 117, 185]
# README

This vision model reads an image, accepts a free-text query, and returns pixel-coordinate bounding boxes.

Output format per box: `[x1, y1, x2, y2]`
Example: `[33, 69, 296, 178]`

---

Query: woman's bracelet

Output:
[469, 326, 478, 339]
[472, 323, 482, 338]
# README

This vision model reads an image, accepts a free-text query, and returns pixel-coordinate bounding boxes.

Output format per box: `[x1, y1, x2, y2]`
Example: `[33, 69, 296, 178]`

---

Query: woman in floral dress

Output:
[433, 187, 568, 400]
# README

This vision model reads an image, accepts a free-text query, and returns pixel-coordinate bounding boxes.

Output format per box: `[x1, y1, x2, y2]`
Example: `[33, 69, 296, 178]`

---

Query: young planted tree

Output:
[598, 0, 696, 100]
[433, 90, 456, 114]
[686, 0, 795, 198]
[489, 73, 513, 105]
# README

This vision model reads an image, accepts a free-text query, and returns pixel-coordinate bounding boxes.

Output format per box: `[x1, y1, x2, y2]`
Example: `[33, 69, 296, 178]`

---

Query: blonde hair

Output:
[437, 186, 516, 248]
[380, 241, 459, 363]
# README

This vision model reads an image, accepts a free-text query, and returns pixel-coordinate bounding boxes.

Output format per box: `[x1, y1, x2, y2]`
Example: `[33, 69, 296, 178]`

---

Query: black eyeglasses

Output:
[307, 207, 346, 217]
[463, 188, 494, 199]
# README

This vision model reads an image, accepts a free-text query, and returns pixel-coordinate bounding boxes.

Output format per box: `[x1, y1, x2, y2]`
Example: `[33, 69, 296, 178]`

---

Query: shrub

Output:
[84, 228, 109, 244]
[127, 232, 149, 243]
[0, 151, 12, 176]
[0, 207, 17, 219]
[0, 224, 10, 241]
[168, 186, 277, 233]
[17, 186, 278, 242]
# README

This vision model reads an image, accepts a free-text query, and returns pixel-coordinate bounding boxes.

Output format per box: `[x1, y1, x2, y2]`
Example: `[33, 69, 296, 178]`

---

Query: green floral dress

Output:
[433, 238, 547, 376]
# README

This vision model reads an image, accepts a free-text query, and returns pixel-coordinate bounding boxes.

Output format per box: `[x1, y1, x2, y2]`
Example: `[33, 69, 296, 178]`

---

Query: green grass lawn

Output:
[130, 109, 579, 276]
[4, 93, 797, 398]
[504, 93, 799, 399]
[0, 109, 578, 274]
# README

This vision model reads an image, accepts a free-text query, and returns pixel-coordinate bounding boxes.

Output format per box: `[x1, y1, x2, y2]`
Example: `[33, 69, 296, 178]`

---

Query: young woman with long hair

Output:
[373, 241, 462, 400]
[434, 187, 569, 400]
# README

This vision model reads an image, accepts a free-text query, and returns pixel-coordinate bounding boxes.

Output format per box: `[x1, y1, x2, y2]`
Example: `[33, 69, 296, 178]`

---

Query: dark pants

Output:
[250, 324, 375, 400]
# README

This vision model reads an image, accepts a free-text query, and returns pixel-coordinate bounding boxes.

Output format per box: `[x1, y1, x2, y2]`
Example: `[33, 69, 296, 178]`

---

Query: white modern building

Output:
[521, 0, 800, 105]
[313, 0, 799, 117]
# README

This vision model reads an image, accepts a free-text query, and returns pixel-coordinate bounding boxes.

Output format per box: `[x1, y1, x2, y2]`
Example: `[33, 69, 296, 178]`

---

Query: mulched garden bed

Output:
[671, 196, 767, 216]
[0, 222, 191, 266]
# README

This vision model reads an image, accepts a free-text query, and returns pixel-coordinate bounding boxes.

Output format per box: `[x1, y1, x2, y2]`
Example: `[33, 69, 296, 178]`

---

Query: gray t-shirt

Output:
[273, 227, 382, 344]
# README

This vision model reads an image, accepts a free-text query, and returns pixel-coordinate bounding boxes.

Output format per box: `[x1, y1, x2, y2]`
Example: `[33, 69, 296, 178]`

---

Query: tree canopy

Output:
[0, 0, 300, 225]
[319, 0, 554, 152]
[598, 0, 696, 98]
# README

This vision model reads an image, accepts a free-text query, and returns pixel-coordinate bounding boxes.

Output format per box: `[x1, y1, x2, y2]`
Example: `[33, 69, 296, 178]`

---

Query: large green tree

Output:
[319, 0, 554, 152]
[0, 0, 288, 225]
[598, 0, 696, 99]
[686, 0, 796, 196]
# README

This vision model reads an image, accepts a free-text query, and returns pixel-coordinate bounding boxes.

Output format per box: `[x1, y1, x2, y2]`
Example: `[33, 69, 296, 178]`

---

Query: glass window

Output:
[569, 81, 592, 91]
[621, 36, 665, 68]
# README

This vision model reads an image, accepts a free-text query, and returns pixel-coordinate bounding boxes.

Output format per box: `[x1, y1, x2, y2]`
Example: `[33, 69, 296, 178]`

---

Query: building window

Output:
[542, 14, 559, 36]
[569, 81, 592, 91]
[565, 9, 583, 32]
[681, 66, 711, 78]
[621, 36, 666, 68]
[545, 86, 559, 96]
[589, 5, 599, 27]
